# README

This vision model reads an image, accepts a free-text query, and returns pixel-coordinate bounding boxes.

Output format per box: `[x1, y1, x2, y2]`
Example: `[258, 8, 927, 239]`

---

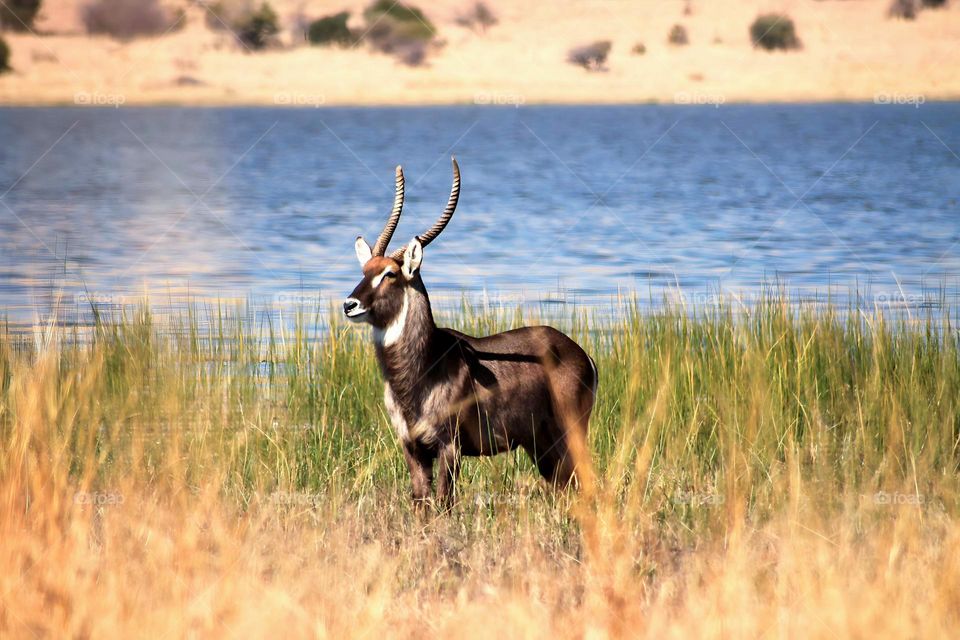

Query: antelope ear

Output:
[355, 236, 372, 265]
[401, 238, 423, 278]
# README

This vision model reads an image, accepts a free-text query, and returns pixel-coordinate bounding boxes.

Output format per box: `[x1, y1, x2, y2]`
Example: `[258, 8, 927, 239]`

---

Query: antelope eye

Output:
[375, 270, 397, 287]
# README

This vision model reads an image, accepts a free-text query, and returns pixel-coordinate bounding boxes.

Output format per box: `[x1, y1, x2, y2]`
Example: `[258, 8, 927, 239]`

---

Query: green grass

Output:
[5, 292, 958, 539]
[4, 292, 960, 637]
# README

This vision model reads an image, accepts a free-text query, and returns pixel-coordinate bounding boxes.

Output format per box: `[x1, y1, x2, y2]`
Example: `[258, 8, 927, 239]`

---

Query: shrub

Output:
[888, 0, 948, 13]
[362, 0, 437, 66]
[0, 0, 41, 32]
[455, 2, 498, 33]
[82, 0, 183, 39]
[363, 0, 434, 39]
[0, 36, 10, 72]
[750, 14, 801, 50]
[668, 24, 688, 45]
[205, 1, 278, 50]
[888, 0, 920, 18]
[307, 11, 352, 47]
[395, 39, 426, 66]
[235, 3, 278, 50]
[888, 0, 919, 18]
[631, 42, 646, 55]
[567, 40, 611, 71]
[365, 20, 430, 64]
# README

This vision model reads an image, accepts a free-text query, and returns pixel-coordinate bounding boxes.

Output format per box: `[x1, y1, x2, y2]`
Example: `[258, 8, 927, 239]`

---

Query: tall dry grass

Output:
[1, 295, 959, 637]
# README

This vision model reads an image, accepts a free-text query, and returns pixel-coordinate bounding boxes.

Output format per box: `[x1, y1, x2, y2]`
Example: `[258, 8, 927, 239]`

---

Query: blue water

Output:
[0, 103, 958, 321]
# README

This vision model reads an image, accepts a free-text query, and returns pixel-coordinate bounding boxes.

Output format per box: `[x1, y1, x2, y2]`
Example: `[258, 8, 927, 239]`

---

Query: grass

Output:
[2, 293, 959, 637]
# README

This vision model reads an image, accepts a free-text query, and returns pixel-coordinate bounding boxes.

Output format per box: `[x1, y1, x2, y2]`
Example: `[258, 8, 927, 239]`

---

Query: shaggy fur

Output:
[346, 250, 597, 507]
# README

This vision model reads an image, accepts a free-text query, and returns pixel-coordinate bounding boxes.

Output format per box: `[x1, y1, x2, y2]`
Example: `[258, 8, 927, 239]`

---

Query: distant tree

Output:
[921, 0, 947, 7]
[567, 40, 611, 71]
[668, 24, 688, 45]
[363, 0, 434, 40]
[205, 1, 279, 50]
[235, 3, 279, 50]
[307, 11, 352, 47]
[82, 0, 184, 40]
[631, 42, 646, 55]
[750, 14, 801, 50]
[0, 0, 42, 32]
[455, 2, 498, 34]
[362, 0, 437, 67]
[0, 36, 10, 72]
[395, 40, 426, 66]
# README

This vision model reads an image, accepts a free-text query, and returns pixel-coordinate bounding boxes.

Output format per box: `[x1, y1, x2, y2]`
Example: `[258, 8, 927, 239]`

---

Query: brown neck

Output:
[373, 276, 439, 406]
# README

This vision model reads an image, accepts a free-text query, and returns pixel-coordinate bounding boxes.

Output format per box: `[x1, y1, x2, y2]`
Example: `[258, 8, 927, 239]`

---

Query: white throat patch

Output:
[373, 290, 409, 347]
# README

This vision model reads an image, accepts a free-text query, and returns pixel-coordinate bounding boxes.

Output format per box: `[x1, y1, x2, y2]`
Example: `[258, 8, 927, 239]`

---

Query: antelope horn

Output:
[372, 165, 405, 256]
[391, 157, 460, 260]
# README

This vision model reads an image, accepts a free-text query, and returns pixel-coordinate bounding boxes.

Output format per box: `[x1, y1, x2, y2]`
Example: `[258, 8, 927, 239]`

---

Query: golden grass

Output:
[1, 297, 959, 637]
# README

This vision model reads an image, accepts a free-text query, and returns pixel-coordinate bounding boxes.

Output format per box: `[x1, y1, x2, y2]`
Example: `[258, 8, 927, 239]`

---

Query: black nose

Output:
[343, 299, 358, 314]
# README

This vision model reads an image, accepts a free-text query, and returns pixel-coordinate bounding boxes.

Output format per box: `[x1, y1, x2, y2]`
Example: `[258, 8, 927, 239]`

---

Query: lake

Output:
[1, 103, 958, 322]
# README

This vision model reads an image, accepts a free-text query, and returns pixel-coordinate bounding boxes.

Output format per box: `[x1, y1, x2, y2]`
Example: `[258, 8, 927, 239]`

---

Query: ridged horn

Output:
[372, 165, 405, 256]
[391, 157, 460, 260]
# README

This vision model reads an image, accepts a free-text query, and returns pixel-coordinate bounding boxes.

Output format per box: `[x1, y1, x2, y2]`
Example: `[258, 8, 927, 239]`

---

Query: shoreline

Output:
[1, 0, 958, 109]
[1, 96, 958, 108]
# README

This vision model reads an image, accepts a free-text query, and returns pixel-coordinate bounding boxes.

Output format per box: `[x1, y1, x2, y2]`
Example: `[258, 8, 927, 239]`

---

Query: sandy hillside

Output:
[0, 0, 958, 105]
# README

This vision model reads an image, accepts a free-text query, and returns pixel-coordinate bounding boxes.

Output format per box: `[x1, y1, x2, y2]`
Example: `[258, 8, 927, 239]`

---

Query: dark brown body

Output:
[343, 158, 597, 507]
[370, 276, 597, 506]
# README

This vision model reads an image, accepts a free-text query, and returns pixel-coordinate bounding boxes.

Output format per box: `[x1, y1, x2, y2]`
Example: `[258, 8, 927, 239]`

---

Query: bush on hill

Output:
[307, 12, 353, 47]
[567, 40, 611, 71]
[82, 0, 183, 40]
[0, 0, 41, 32]
[362, 0, 437, 67]
[750, 14, 801, 50]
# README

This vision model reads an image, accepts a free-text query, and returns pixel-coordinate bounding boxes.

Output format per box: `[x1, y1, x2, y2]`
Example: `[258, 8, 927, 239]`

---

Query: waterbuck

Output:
[343, 159, 598, 507]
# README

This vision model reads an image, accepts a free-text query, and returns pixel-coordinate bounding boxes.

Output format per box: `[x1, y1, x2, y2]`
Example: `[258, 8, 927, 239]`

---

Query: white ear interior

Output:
[402, 239, 423, 278]
[355, 236, 372, 265]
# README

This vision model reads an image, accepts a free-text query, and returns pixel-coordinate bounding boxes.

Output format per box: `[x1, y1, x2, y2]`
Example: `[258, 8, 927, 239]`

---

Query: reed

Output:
[1, 294, 958, 637]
